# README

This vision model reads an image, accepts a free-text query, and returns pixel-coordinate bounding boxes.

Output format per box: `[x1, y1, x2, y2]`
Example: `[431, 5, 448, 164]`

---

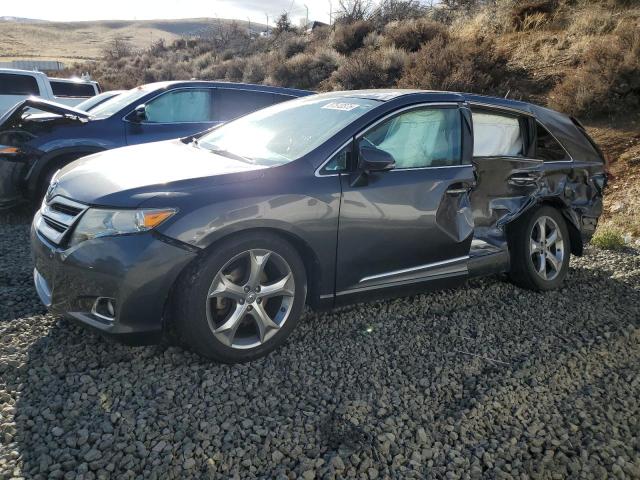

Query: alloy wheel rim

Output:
[529, 216, 564, 281]
[206, 249, 295, 349]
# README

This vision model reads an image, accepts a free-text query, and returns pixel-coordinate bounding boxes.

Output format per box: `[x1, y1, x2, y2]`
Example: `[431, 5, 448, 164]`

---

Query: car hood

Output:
[51, 140, 267, 207]
[0, 97, 90, 129]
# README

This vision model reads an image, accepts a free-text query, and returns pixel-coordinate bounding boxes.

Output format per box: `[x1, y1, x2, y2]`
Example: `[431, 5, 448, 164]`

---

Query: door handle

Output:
[446, 182, 475, 195]
[508, 173, 539, 185]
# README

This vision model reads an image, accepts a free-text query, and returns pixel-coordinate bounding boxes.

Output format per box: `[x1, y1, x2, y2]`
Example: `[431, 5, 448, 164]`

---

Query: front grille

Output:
[49, 201, 83, 217]
[36, 196, 88, 245]
[43, 217, 66, 233]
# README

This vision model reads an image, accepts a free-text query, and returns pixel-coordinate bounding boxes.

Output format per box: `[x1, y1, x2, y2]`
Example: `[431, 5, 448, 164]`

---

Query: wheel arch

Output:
[27, 146, 106, 199]
[506, 198, 583, 257]
[170, 226, 324, 312]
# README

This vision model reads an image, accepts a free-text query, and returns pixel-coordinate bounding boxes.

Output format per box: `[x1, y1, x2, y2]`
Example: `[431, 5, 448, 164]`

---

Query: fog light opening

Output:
[92, 297, 116, 322]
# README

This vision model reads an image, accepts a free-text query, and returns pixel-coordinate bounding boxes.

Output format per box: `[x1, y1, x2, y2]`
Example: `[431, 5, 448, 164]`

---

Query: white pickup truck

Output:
[0, 68, 101, 116]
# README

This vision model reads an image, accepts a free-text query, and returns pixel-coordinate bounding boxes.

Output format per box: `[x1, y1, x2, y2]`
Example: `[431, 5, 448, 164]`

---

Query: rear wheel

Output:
[175, 232, 307, 362]
[508, 206, 570, 290]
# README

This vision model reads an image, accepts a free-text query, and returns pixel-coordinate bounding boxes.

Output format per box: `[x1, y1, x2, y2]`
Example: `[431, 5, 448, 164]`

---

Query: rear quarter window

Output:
[0, 73, 40, 95]
[535, 122, 570, 161]
[50, 81, 96, 98]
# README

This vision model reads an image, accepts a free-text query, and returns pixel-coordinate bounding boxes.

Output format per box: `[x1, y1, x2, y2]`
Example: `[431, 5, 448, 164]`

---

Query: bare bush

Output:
[103, 35, 133, 60]
[369, 0, 428, 28]
[335, 0, 373, 24]
[331, 21, 374, 54]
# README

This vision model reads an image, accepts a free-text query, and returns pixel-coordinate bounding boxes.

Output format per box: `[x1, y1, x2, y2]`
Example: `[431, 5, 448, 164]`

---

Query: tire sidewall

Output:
[178, 232, 307, 362]
[522, 206, 571, 290]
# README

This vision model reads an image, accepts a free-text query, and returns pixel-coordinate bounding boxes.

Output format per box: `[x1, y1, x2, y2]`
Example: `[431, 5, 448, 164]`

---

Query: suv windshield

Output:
[90, 86, 152, 119]
[198, 95, 380, 166]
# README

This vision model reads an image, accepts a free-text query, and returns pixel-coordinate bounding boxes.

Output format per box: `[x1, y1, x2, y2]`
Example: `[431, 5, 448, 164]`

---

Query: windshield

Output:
[198, 95, 380, 166]
[76, 91, 122, 112]
[89, 86, 152, 119]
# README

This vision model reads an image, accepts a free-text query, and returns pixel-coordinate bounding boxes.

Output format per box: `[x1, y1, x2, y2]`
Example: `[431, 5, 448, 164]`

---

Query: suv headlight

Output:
[69, 208, 176, 247]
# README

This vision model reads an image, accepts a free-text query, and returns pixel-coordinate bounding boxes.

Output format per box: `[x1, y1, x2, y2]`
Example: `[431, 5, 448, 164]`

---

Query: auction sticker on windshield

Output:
[321, 102, 361, 111]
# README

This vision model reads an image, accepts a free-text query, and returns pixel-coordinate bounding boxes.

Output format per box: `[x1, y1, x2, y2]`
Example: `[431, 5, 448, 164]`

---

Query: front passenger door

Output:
[335, 104, 476, 295]
[125, 88, 218, 145]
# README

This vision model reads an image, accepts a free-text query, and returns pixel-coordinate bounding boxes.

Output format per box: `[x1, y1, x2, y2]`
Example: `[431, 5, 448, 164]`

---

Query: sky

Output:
[1, 0, 339, 25]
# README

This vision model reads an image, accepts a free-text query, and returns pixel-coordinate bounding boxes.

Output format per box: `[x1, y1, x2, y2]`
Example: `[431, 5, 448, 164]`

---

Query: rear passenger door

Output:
[468, 107, 543, 240]
[125, 88, 217, 145]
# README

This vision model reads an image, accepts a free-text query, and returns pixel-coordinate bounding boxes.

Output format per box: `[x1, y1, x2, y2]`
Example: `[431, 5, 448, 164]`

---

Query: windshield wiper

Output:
[208, 148, 254, 164]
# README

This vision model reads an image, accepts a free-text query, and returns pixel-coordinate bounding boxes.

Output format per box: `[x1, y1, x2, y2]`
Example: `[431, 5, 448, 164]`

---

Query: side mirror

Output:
[350, 145, 395, 187]
[131, 104, 147, 122]
[358, 145, 395, 173]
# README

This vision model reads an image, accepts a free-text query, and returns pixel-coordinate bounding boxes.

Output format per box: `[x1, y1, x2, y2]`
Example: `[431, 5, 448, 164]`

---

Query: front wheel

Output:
[508, 206, 571, 291]
[175, 232, 307, 362]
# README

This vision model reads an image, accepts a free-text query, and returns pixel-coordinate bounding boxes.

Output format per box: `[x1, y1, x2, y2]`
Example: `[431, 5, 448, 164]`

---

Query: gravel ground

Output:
[1, 213, 639, 480]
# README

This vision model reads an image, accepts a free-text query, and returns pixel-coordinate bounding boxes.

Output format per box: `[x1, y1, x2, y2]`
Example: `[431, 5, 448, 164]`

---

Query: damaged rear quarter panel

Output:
[467, 101, 605, 257]
[470, 155, 604, 258]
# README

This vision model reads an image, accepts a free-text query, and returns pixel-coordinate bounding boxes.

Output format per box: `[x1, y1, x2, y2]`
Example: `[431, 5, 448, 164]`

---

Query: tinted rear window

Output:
[50, 80, 96, 98]
[214, 89, 280, 122]
[0, 73, 40, 95]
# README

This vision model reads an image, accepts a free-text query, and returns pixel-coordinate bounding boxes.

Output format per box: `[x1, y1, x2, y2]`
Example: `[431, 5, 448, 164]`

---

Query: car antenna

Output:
[504, 89, 511, 99]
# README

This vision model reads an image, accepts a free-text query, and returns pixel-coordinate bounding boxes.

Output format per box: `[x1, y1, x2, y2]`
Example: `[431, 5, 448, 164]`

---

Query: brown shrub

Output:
[549, 33, 640, 118]
[511, 1, 557, 31]
[329, 47, 408, 90]
[331, 21, 373, 54]
[224, 58, 247, 82]
[270, 50, 340, 89]
[398, 34, 510, 94]
[281, 36, 307, 58]
[383, 18, 449, 52]
[242, 57, 267, 83]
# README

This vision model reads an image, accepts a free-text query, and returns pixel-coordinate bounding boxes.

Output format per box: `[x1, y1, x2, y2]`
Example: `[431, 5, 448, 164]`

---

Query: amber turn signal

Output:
[141, 209, 176, 229]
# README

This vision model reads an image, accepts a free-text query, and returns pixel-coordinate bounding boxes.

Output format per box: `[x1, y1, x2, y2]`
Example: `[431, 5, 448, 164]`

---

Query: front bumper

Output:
[30, 213, 197, 345]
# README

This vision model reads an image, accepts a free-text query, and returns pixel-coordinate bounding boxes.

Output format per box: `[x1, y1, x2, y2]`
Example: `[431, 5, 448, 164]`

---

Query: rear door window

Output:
[536, 122, 570, 161]
[472, 111, 524, 157]
[0, 73, 40, 95]
[144, 89, 214, 123]
[214, 89, 278, 122]
[50, 80, 96, 97]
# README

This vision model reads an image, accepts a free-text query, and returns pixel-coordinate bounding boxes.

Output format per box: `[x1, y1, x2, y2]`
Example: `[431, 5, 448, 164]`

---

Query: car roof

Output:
[324, 89, 537, 112]
[0, 67, 46, 76]
[141, 80, 313, 97]
[48, 77, 98, 85]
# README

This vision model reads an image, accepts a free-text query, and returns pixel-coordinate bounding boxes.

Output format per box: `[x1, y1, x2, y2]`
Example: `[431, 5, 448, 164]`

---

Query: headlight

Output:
[69, 208, 176, 247]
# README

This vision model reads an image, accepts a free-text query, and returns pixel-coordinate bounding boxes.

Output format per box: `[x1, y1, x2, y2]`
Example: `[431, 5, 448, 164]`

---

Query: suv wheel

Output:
[508, 206, 570, 291]
[175, 232, 307, 362]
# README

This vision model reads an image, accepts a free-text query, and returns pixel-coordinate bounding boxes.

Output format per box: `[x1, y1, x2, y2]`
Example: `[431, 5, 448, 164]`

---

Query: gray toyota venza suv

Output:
[31, 90, 606, 362]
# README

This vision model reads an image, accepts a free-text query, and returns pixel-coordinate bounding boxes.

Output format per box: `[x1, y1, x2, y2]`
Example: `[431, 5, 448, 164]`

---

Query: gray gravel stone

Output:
[1, 212, 639, 479]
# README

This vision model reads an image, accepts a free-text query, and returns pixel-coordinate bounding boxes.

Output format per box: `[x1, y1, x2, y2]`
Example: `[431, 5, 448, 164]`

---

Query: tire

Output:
[508, 205, 571, 291]
[175, 232, 307, 362]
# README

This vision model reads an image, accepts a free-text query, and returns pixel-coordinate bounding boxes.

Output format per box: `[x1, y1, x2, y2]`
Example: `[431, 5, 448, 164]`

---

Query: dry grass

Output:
[0, 19, 243, 62]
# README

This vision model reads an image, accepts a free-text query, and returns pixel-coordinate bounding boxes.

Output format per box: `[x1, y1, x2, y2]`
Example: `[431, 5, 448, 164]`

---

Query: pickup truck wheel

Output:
[508, 206, 570, 291]
[175, 232, 307, 363]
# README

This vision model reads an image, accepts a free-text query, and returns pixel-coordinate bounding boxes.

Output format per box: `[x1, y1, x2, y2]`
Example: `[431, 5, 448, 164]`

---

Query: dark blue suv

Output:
[0, 81, 312, 207]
